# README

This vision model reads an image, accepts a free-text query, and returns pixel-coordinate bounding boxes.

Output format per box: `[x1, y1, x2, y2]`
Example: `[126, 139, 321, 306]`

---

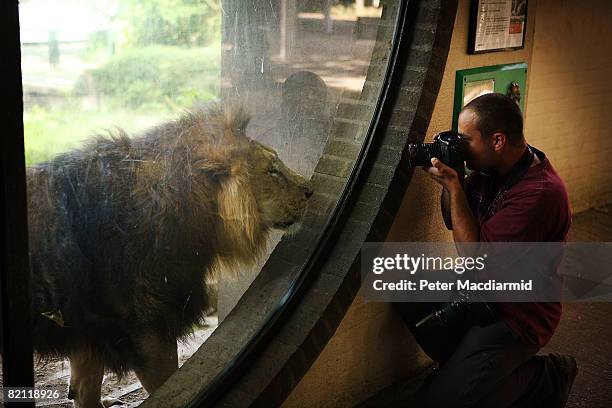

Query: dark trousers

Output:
[415, 320, 564, 408]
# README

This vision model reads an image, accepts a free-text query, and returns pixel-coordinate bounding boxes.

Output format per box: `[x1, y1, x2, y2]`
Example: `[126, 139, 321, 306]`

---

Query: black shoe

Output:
[548, 353, 578, 408]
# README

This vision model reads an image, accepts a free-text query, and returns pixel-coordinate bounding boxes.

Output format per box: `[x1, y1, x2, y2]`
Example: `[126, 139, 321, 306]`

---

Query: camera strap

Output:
[479, 145, 534, 221]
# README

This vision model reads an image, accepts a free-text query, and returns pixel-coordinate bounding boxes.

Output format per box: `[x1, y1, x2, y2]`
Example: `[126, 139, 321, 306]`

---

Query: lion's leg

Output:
[132, 332, 178, 394]
[68, 351, 105, 408]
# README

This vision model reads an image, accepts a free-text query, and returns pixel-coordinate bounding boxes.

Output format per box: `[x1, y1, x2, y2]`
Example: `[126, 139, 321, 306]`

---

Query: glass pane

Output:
[19, 0, 397, 405]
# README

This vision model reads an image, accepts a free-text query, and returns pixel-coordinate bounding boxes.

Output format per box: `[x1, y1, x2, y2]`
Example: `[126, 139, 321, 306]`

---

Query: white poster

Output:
[473, 0, 527, 53]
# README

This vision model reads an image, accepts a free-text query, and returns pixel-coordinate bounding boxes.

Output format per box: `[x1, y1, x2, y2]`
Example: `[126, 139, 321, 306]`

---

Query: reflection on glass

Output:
[463, 79, 495, 107]
[18, 0, 389, 405]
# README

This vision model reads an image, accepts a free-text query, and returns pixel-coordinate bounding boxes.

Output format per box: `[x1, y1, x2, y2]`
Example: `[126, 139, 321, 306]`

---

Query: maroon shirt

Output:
[465, 146, 572, 348]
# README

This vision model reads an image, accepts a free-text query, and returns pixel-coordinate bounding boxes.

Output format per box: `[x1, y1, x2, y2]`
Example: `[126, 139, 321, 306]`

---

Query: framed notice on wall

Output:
[468, 0, 528, 54]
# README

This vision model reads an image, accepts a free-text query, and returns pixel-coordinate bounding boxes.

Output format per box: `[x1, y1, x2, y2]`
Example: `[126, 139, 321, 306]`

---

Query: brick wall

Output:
[281, 290, 429, 408]
[281, 5, 426, 407]
[281, 1, 457, 406]
[523, 0, 612, 213]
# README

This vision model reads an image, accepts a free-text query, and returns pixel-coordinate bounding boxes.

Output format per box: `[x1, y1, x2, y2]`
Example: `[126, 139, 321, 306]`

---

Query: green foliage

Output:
[23, 105, 168, 165]
[118, 0, 221, 47]
[81, 30, 114, 61]
[24, 2, 224, 165]
[23, 105, 79, 165]
[87, 45, 220, 110]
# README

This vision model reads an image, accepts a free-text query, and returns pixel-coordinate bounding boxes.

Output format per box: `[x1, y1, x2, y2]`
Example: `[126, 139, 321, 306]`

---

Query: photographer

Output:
[414, 93, 577, 407]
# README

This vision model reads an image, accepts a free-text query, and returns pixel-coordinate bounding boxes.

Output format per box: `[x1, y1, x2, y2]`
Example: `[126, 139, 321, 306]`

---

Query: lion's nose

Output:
[304, 188, 313, 198]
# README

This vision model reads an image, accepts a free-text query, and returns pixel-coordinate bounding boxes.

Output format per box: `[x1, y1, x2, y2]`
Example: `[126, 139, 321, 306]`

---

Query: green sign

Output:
[452, 62, 528, 131]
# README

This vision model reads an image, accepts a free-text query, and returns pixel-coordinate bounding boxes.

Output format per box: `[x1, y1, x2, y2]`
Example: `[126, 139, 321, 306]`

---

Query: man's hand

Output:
[423, 157, 479, 242]
[423, 157, 462, 193]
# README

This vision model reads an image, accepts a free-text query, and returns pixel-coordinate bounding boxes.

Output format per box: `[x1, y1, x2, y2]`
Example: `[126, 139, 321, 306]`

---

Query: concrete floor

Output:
[360, 203, 612, 408]
[542, 204, 612, 408]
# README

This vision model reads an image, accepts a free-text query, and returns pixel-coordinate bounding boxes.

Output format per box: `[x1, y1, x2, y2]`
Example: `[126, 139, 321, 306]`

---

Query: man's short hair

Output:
[462, 93, 524, 146]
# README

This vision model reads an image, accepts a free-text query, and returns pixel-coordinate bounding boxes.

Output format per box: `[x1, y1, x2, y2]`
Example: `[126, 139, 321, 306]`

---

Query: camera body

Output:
[407, 130, 465, 169]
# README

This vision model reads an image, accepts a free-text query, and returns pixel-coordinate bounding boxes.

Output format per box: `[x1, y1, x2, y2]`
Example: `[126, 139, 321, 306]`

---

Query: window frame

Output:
[1, 3, 36, 408]
[0, 0, 458, 406]
[182, 1, 412, 405]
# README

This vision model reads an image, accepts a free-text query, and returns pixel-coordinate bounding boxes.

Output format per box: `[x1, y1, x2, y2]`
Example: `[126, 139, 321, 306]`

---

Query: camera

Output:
[407, 130, 466, 169]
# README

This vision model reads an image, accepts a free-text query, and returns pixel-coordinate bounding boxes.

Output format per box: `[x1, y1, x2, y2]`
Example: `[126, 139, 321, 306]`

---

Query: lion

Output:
[26, 103, 313, 407]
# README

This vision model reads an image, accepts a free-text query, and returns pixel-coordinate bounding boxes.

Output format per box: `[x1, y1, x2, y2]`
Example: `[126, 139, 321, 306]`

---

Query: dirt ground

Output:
[16, 315, 218, 407]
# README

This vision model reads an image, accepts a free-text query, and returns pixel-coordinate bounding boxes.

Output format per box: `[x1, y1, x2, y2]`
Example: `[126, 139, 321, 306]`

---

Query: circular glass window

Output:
[18, 0, 399, 405]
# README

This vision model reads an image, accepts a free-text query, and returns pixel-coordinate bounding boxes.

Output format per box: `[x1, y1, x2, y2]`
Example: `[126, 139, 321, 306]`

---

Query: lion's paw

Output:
[101, 397, 126, 407]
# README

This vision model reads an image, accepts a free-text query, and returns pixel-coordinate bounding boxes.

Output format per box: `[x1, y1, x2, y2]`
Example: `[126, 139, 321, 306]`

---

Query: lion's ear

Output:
[223, 104, 251, 139]
[194, 156, 247, 184]
[193, 156, 231, 180]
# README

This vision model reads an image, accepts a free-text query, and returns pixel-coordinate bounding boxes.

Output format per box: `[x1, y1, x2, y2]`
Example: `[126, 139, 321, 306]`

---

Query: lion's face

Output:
[246, 140, 313, 231]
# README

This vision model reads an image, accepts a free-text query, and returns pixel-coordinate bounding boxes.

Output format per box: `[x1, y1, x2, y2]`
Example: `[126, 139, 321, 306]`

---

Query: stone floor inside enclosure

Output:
[360, 203, 612, 408]
[0, 317, 218, 407]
